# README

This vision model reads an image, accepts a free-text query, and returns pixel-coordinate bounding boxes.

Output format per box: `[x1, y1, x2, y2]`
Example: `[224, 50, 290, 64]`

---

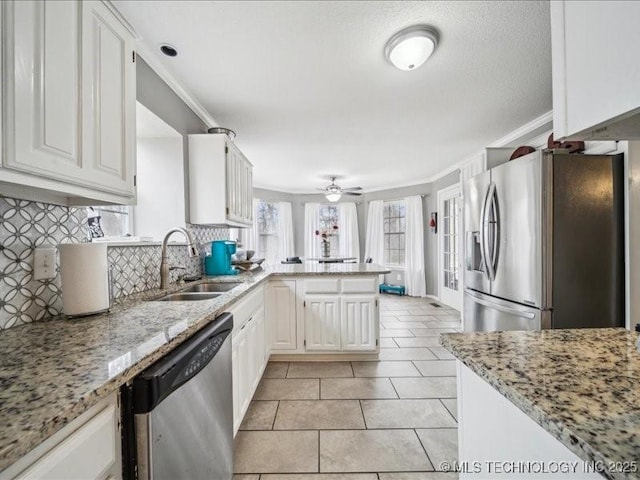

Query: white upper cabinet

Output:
[81, 0, 136, 196]
[551, 1, 640, 140]
[1, 0, 136, 205]
[188, 133, 254, 227]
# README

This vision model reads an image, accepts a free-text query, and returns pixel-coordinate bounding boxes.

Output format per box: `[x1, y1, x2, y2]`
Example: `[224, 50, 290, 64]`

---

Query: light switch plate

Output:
[34, 247, 57, 280]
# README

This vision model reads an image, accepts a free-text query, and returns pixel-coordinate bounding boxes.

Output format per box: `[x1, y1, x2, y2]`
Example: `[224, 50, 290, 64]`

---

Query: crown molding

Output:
[135, 42, 218, 129]
[103, 1, 138, 38]
[488, 110, 553, 148]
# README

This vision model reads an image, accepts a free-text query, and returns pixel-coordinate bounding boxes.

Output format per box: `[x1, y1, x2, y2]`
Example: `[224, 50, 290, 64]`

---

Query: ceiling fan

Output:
[317, 177, 362, 202]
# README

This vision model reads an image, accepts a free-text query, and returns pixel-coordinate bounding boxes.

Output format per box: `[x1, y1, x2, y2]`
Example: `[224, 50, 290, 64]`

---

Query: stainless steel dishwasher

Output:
[131, 313, 233, 480]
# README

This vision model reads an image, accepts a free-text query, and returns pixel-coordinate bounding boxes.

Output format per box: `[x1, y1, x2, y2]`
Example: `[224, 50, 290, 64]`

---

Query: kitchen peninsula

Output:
[440, 329, 640, 480]
[0, 263, 389, 478]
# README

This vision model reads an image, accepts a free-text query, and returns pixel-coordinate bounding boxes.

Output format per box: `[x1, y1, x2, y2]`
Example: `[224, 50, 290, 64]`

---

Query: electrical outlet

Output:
[34, 248, 56, 280]
[396, 273, 401, 281]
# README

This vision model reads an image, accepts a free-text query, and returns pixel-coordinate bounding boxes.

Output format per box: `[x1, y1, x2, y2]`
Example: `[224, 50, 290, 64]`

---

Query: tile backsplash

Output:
[0, 196, 228, 330]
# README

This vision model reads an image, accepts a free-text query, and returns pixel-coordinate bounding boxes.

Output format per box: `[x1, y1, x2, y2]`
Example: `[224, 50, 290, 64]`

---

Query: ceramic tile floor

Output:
[234, 295, 461, 479]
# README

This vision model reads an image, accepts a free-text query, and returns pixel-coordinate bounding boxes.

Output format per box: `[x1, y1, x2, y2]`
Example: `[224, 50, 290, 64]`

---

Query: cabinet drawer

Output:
[341, 277, 378, 294]
[304, 278, 340, 294]
[17, 405, 117, 480]
[229, 286, 264, 332]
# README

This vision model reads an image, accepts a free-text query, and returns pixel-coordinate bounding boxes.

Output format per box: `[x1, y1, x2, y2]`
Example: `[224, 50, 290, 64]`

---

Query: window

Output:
[319, 204, 340, 257]
[383, 200, 406, 267]
[256, 200, 279, 263]
[87, 206, 132, 240]
[442, 196, 459, 292]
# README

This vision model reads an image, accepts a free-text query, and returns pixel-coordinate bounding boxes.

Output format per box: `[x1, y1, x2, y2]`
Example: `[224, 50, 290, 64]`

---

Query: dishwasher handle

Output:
[133, 312, 233, 414]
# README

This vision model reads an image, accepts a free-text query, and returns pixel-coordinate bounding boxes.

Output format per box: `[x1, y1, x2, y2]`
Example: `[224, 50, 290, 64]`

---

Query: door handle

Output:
[488, 183, 499, 281]
[468, 291, 535, 319]
[479, 184, 491, 280]
[480, 182, 496, 281]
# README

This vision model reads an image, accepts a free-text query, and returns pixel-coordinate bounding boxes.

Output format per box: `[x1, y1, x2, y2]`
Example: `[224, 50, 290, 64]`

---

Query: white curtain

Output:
[364, 200, 384, 265]
[278, 201, 295, 260]
[304, 203, 321, 259]
[338, 203, 360, 262]
[404, 195, 426, 297]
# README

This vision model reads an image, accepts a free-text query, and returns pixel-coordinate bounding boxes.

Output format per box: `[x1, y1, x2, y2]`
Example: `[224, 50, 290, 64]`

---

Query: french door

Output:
[438, 184, 462, 311]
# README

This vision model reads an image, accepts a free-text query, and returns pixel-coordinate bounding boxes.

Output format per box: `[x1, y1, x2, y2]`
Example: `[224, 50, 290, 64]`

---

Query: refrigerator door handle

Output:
[489, 183, 500, 280]
[483, 182, 497, 281]
[467, 290, 536, 320]
[479, 183, 491, 281]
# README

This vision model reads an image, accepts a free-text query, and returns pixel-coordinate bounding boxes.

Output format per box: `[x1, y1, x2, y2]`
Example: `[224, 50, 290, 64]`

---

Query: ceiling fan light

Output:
[325, 192, 342, 202]
[385, 25, 439, 71]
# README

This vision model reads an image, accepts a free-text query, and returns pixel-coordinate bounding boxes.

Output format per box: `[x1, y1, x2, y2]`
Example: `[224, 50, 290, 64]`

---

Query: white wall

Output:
[134, 137, 185, 241]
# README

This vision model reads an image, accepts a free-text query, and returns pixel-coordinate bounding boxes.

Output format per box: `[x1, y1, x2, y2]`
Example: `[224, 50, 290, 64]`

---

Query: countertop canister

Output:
[59, 242, 110, 317]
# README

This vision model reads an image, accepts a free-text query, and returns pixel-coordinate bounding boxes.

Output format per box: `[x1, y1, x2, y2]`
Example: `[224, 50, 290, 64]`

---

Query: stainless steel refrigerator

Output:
[463, 149, 624, 331]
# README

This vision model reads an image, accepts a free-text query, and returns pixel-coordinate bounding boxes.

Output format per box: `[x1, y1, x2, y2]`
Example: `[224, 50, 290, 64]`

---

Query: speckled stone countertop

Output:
[0, 263, 389, 472]
[440, 328, 640, 480]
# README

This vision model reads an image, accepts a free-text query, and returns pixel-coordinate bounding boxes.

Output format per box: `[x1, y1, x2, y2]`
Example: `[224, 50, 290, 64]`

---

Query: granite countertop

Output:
[0, 263, 389, 472]
[440, 328, 640, 480]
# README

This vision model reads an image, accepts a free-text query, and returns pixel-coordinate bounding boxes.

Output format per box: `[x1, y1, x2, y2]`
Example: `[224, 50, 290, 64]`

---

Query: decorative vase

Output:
[321, 240, 330, 258]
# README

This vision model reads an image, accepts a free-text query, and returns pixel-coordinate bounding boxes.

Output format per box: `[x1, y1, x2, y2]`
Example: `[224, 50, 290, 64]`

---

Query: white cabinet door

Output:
[3, 1, 83, 180]
[266, 280, 297, 350]
[253, 308, 266, 387]
[304, 295, 341, 351]
[81, 0, 136, 196]
[245, 315, 259, 398]
[341, 295, 378, 351]
[232, 326, 249, 435]
[15, 401, 120, 480]
[551, 1, 640, 139]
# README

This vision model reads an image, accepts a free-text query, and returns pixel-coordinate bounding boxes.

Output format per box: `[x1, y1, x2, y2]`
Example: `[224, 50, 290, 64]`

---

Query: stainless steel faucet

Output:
[160, 227, 199, 289]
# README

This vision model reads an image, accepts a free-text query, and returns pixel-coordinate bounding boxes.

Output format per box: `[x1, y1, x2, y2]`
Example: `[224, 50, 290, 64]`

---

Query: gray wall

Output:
[255, 171, 460, 296]
[136, 56, 209, 222]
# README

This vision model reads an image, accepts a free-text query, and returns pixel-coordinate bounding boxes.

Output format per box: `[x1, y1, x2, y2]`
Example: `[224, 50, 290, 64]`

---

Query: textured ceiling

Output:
[115, 1, 552, 193]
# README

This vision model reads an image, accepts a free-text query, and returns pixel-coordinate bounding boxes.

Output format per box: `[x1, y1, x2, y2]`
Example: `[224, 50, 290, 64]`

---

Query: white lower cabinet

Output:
[303, 294, 377, 352]
[266, 280, 297, 350]
[230, 287, 268, 436]
[2, 394, 120, 480]
[341, 296, 378, 351]
[304, 295, 341, 351]
[457, 362, 600, 479]
[302, 284, 378, 352]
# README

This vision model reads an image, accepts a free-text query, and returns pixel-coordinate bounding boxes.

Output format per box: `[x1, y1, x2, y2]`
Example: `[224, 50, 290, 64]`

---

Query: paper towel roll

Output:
[60, 243, 110, 317]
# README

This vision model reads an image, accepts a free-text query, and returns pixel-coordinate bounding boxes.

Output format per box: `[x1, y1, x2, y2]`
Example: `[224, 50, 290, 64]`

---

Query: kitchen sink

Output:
[154, 292, 224, 302]
[185, 282, 243, 293]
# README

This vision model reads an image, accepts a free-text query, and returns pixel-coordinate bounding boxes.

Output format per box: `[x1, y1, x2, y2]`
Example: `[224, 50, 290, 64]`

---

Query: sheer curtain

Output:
[304, 203, 321, 259]
[338, 203, 360, 262]
[278, 201, 295, 260]
[404, 195, 426, 296]
[364, 200, 384, 264]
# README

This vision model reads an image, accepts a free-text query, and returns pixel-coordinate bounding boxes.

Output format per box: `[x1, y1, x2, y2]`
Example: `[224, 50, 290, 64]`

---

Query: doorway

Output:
[437, 184, 462, 310]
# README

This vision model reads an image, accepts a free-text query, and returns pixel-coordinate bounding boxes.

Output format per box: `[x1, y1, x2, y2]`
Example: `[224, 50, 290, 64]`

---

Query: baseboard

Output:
[270, 352, 380, 362]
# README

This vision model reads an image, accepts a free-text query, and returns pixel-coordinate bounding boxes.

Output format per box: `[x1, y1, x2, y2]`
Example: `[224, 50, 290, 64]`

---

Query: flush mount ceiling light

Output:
[384, 25, 439, 71]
